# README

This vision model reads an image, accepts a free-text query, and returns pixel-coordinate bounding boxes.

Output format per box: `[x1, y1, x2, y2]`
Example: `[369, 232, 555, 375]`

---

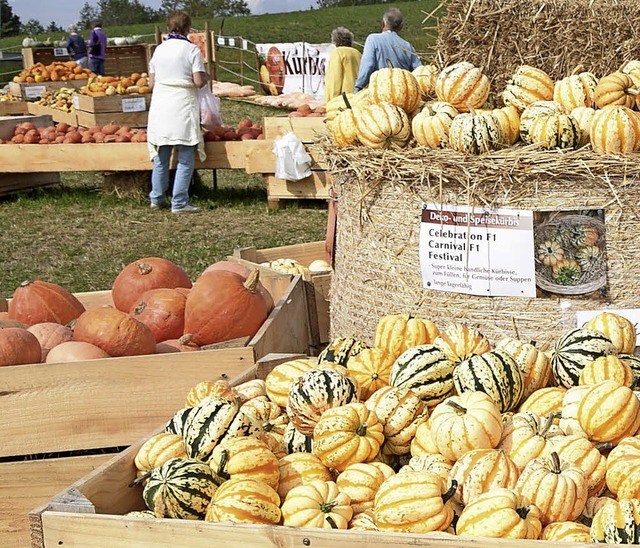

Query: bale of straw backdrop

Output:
[323, 144, 640, 347]
[434, 0, 640, 97]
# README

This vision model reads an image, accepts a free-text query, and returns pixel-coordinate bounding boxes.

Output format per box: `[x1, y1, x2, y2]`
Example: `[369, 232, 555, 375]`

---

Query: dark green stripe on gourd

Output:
[165, 406, 194, 436]
[317, 337, 370, 366]
[143, 457, 217, 520]
[453, 349, 524, 412]
[551, 328, 618, 389]
[389, 344, 455, 406]
[590, 499, 640, 544]
[283, 422, 313, 454]
[182, 396, 260, 462]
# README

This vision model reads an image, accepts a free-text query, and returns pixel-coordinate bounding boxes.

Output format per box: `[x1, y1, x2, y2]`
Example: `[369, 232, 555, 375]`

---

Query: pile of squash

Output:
[0, 257, 274, 365]
[34, 87, 76, 113]
[328, 60, 640, 155]
[78, 73, 151, 96]
[127, 310, 640, 544]
[12, 61, 93, 83]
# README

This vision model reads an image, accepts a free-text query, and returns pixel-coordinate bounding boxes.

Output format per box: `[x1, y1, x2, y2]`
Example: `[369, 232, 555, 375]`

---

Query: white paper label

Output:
[228, 38, 235, 47]
[217, 37, 225, 46]
[53, 48, 67, 57]
[420, 203, 537, 297]
[72, 95, 80, 109]
[24, 86, 47, 98]
[121, 97, 146, 112]
[576, 308, 640, 345]
[242, 39, 248, 50]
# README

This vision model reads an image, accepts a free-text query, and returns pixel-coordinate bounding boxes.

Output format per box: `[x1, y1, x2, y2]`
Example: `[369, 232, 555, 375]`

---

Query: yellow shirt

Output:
[324, 46, 362, 102]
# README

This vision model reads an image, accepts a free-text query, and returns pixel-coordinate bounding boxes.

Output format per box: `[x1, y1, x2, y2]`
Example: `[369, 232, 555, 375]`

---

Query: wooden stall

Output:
[73, 92, 151, 128]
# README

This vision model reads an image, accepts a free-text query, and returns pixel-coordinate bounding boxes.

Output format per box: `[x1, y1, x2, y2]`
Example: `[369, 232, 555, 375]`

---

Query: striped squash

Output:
[411, 101, 459, 149]
[283, 422, 313, 454]
[278, 452, 332, 500]
[143, 457, 217, 520]
[541, 521, 591, 543]
[264, 357, 316, 408]
[398, 453, 453, 486]
[518, 386, 566, 418]
[620, 353, 640, 379]
[433, 323, 491, 364]
[412, 64, 439, 100]
[368, 67, 421, 114]
[374, 314, 439, 360]
[502, 65, 555, 112]
[354, 101, 411, 149]
[453, 350, 524, 412]
[550, 327, 618, 388]
[287, 367, 359, 436]
[584, 311, 637, 355]
[330, 108, 359, 148]
[389, 344, 455, 406]
[317, 337, 369, 366]
[134, 432, 187, 478]
[208, 436, 279, 489]
[205, 477, 281, 525]
[571, 106, 596, 146]
[579, 355, 634, 386]
[282, 479, 353, 529]
[593, 72, 638, 110]
[165, 406, 194, 437]
[241, 396, 288, 451]
[495, 338, 552, 399]
[590, 105, 640, 154]
[345, 347, 394, 399]
[590, 498, 640, 544]
[553, 70, 598, 112]
[519, 100, 563, 144]
[606, 437, 640, 500]
[435, 61, 490, 112]
[448, 107, 503, 154]
[336, 462, 389, 514]
[491, 104, 521, 145]
[182, 396, 260, 462]
[528, 112, 580, 149]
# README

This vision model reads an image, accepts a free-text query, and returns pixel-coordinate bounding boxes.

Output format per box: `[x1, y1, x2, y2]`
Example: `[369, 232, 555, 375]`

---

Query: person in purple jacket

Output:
[88, 21, 107, 76]
[353, 7, 421, 92]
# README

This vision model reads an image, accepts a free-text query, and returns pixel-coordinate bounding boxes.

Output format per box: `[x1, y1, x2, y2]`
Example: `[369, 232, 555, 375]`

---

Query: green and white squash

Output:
[282, 421, 313, 454]
[286, 367, 359, 436]
[143, 457, 217, 520]
[590, 498, 640, 544]
[389, 344, 455, 407]
[519, 100, 563, 144]
[495, 337, 552, 399]
[453, 350, 524, 412]
[550, 328, 618, 389]
[448, 106, 504, 154]
[183, 396, 261, 462]
[528, 112, 581, 150]
[502, 65, 555, 112]
[165, 406, 194, 437]
[317, 337, 370, 366]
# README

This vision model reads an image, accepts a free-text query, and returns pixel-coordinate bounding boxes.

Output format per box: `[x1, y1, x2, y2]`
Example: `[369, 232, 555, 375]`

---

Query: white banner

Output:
[420, 203, 537, 297]
[256, 42, 333, 99]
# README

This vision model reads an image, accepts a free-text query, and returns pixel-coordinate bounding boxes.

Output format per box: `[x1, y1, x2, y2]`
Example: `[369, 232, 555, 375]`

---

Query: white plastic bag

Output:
[198, 85, 223, 130]
[273, 132, 312, 181]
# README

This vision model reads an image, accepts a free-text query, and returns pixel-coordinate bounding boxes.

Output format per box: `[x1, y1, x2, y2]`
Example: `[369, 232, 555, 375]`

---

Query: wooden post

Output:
[209, 29, 217, 81]
[240, 46, 244, 85]
[154, 24, 161, 45]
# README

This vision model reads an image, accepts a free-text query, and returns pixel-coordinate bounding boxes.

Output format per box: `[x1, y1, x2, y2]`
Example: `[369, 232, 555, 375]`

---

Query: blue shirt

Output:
[66, 34, 87, 61]
[354, 31, 421, 92]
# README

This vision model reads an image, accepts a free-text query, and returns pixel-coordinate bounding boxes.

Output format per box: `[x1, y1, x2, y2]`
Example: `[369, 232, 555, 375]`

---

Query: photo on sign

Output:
[533, 209, 608, 298]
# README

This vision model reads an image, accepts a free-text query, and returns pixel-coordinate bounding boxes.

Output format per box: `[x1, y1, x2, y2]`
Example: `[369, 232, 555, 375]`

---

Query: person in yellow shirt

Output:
[324, 27, 362, 102]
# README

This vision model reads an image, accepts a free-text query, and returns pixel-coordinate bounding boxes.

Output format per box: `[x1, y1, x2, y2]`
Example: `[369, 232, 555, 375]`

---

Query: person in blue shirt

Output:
[66, 25, 88, 68]
[353, 7, 421, 92]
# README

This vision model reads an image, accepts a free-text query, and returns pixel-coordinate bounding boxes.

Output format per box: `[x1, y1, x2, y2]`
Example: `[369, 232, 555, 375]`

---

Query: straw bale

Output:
[322, 142, 640, 347]
[434, 0, 640, 98]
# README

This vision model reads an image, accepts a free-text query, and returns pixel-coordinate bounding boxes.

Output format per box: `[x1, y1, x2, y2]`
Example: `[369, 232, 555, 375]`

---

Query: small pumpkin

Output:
[433, 323, 491, 364]
[571, 106, 596, 146]
[208, 436, 279, 489]
[185, 379, 241, 407]
[278, 452, 332, 500]
[590, 105, 640, 154]
[541, 521, 591, 543]
[502, 65, 555, 112]
[129, 288, 187, 343]
[553, 69, 598, 112]
[590, 498, 640, 544]
[594, 71, 639, 110]
[495, 337, 552, 399]
[374, 313, 439, 359]
[205, 477, 281, 525]
[528, 112, 581, 150]
[411, 101, 459, 148]
[27, 322, 73, 361]
[281, 479, 352, 529]
[584, 311, 637, 355]
[412, 64, 439, 100]
[8, 280, 85, 326]
[45, 340, 111, 363]
[448, 105, 504, 154]
[0, 327, 42, 366]
[345, 347, 394, 399]
[579, 355, 634, 387]
[264, 357, 316, 408]
[518, 386, 566, 419]
[398, 452, 453, 486]
[368, 66, 421, 114]
[354, 101, 411, 149]
[336, 462, 389, 514]
[435, 61, 490, 112]
[519, 100, 563, 144]
[605, 436, 640, 500]
[330, 106, 359, 148]
[134, 432, 187, 478]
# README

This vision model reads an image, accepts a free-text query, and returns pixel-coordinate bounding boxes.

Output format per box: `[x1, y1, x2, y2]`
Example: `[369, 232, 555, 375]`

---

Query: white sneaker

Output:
[171, 204, 200, 213]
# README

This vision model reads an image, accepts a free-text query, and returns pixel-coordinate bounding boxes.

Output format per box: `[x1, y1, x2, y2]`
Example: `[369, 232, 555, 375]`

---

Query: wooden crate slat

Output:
[74, 93, 151, 114]
[27, 102, 78, 127]
[8, 80, 86, 98]
[76, 109, 148, 128]
[245, 143, 326, 174]
[265, 172, 331, 200]
[262, 116, 327, 142]
[234, 240, 326, 265]
[0, 101, 29, 116]
[0, 173, 60, 196]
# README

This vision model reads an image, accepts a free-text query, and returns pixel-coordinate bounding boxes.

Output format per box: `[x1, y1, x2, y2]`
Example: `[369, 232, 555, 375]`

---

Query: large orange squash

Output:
[111, 257, 192, 312]
[184, 269, 269, 346]
[27, 322, 74, 361]
[0, 327, 42, 366]
[129, 288, 187, 343]
[73, 307, 156, 357]
[45, 341, 111, 363]
[8, 280, 85, 326]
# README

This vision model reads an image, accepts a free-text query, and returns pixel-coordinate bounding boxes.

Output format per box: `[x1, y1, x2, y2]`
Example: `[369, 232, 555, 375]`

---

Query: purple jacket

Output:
[89, 27, 107, 60]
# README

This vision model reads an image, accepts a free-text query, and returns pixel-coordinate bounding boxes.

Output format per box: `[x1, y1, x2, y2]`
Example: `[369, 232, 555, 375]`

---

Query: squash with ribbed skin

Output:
[571, 106, 596, 146]
[577, 380, 640, 444]
[349, 508, 378, 530]
[374, 314, 439, 360]
[448, 105, 504, 154]
[143, 457, 217, 520]
[282, 479, 352, 529]
[241, 396, 288, 451]
[590, 498, 640, 544]
[495, 338, 552, 400]
[558, 385, 591, 438]
[409, 419, 440, 456]
[208, 436, 279, 489]
[502, 65, 554, 112]
[364, 386, 428, 456]
[27, 322, 73, 361]
[433, 323, 491, 364]
[318, 337, 369, 366]
[287, 367, 359, 436]
[369, 67, 421, 114]
[456, 487, 542, 539]
[182, 396, 261, 462]
[541, 521, 591, 543]
[282, 422, 313, 454]
[8, 280, 85, 326]
[581, 495, 617, 526]
[519, 100, 563, 144]
[515, 451, 588, 526]
[585, 311, 637, 355]
[336, 462, 389, 514]
[435, 62, 490, 112]
[205, 477, 281, 524]
[491, 104, 521, 144]
[185, 379, 240, 408]
[374, 471, 456, 533]
[429, 391, 503, 461]
[134, 432, 187, 478]
[330, 107, 359, 148]
[579, 355, 634, 387]
[345, 348, 394, 399]
[590, 105, 640, 154]
[265, 358, 316, 408]
[518, 386, 566, 418]
[548, 434, 607, 498]
[528, 112, 581, 149]
[551, 327, 618, 388]
[594, 72, 639, 110]
[129, 288, 187, 343]
[606, 437, 640, 500]
[453, 350, 524, 413]
[278, 452, 332, 500]
[553, 70, 598, 112]
[413, 64, 439, 100]
[498, 411, 562, 473]
[411, 101, 459, 148]
[235, 378, 266, 403]
[165, 406, 193, 437]
[354, 101, 411, 149]
[399, 452, 452, 485]
[312, 402, 383, 471]
[389, 344, 455, 407]
[449, 448, 519, 506]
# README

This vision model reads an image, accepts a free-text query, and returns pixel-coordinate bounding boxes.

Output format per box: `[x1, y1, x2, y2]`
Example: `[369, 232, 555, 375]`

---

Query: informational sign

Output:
[576, 308, 640, 345]
[53, 47, 68, 57]
[121, 97, 147, 112]
[255, 42, 332, 99]
[24, 86, 47, 99]
[72, 95, 80, 110]
[420, 203, 537, 297]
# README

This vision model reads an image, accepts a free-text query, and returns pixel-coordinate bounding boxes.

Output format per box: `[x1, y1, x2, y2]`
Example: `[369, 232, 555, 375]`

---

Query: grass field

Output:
[0, 1, 442, 299]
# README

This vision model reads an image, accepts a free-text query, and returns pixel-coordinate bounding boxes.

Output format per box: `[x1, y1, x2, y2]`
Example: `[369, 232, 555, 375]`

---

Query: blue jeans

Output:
[89, 57, 104, 75]
[150, 144, 196, 209]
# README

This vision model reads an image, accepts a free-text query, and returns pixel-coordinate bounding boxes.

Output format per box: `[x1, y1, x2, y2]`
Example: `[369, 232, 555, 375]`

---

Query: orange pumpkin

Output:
[184, 269, 269, 346]
[111, 257, 192, 312]
[73, 307, 156, 357]
[8, 280, 85, 326]
[45, 340, 111, 363]
[0, 327, 42, 366]
[130, 288, 187, 343]
[27, 322, 74, 361]
[155, 333, 201, 353]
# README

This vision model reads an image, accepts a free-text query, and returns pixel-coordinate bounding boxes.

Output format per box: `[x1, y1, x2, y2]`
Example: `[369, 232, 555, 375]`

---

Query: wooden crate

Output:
[233, 241, 331, 350]
[22, 45, 149, 76]
[263, 116, 328, 142]
[26, 102, 78, 127]
[0, 114, 60, 194]
[0, 140, 270, 173]
[0, 273, 309, 548]
[0, 100, 29, 115]
[8, 80, 86, 99]
[73, 92, 149, 128]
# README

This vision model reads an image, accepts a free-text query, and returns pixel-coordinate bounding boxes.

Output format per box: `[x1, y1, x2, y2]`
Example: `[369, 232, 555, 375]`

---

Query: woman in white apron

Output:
[147, 10, 208, 213]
